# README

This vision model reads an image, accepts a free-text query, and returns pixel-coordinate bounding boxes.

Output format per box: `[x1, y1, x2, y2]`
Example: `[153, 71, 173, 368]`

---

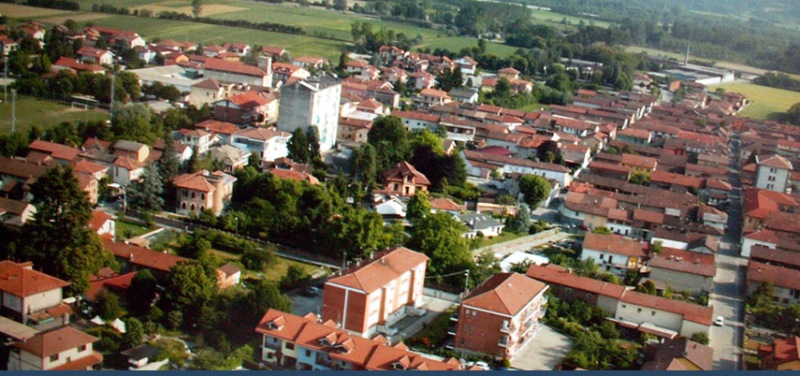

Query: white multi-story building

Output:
[755, 154, 793, 193]
[231, 127, 290, 162]
[278, 75, 342, 151]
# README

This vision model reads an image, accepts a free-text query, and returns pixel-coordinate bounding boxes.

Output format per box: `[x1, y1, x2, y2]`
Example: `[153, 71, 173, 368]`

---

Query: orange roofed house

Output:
[0, 261, 72, 330]
[382, 161, 430, 197]
[759, 336, 800, 370]
[321, 247, 429, 338]
[7, 326, 102, 370]
[173, 170, 236, 216]
[453, 273, 549, 360]
[255, 309, 466, 370]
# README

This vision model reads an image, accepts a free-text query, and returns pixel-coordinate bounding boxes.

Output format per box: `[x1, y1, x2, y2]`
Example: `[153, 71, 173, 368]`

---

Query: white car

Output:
[714, 316, 725, 326]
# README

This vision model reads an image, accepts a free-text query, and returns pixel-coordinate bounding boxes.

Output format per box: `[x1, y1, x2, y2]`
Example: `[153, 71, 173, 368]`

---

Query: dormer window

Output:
[319, 338, 331, 347]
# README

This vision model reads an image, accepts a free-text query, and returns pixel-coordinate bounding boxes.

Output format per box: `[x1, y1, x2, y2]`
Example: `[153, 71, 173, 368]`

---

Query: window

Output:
[472, 310, 477, 317]
[201, 193, 206, 200]
[622, 304, 627, 308]
[599, 254, 604, 260]
[305, 350, 311, 357]
[651, 311, 656, 316]
[78, 345, 87, 352]
[191, 192, 196, 199]
[637, 308, 642, 313]
[49, 354, 59, 362]
[183, 190, 188, 197]
[285, 343, 295, 350]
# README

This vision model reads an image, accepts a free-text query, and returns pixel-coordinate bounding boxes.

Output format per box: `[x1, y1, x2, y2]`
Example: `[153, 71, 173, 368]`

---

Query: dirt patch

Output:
[38, 13, 110, 25]
[132, 3, 245, 17]
[0, 3, 65, 18]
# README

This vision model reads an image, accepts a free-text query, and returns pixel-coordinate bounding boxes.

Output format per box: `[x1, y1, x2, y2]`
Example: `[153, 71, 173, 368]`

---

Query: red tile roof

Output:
[28, 140, 80, 161]
[419, 88, 450, 98]
[53, 57, 105, 72]
[196, 119, 240, 135]
[383, 161, 431, 186]
[743, 188, 799, 220]
[429, 198, 464, 212]
[77, 46, 111, 59]
[88, 210, 114, 233]
[757, 154, 793, 170]
[649, 247, 716, 277]
[766, 336, 800, 365]
[650, 170, 704, 189]
[326, 247, 428, 294]
[748, 260, 800, 292]
[526, 263, 627, 299]
[462, 273, 547, 316]
[391, 111, 440, 123]
[101, 237, 190, 273]
[0, 261, 70, 297]
[234, 127, 288, 141]
[584, 233, 647, 258]
[621, 290, 713, 326]
[86, 270, 137, 301]
[225, 91, 275, 107]
[172, 171, 216, 192]
[269, 169, 320, 185]
[621, 153, 657, 170]
[498, 67, 520, 75]
[204, 57, 266, 77]
[14, 326, 97, 357]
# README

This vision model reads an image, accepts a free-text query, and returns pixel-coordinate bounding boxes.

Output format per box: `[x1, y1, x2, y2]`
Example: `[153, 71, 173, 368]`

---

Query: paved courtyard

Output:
[511, 325, 573, 371]
[393, 296, 456, 342]
[290, 293, 322, 317]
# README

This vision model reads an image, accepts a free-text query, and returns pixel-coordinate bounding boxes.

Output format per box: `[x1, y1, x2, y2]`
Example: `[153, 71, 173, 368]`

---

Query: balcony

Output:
[263, 340, 281, 351]
[500, 322, 516, 334]
[315, 355, 333, 368]
[450, 313, 459, 322]
[498, 338, 510, 348]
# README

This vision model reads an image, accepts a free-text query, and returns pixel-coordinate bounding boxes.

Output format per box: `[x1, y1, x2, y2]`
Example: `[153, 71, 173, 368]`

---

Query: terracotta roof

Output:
[204, 57, 265, 77]
[649, 247, 715, 277]
[77, 46, 111, 59]
[757, 154, 793, 170]
[196, 119, 240, 135]
[621, 153, 657, 170]
[0, 261, 70, 297]
[620, 290, 713, 326]
[383, 161, 431, 186]
[750, 245, 800, 269]
[101, 237, 190, 273]
[633, 209, 665, 225]
[192, 78, 222, 90]
[263, 46, 286, 56]
[462, 273, 547, 316]
[338, 117, 373, 130]
[86, 270, 136, 301]
[429, 198, 463, 212]
[419, 88, 450, 98]
[28, 140, 80, 161]
[72, 160, 107, 175]
[589, 160, 632, 174]
[499, 67, 520, 74]
[53, 57, 104, 72]
[641, 338, 713, 371]
[748, 260, 800, 292]
[50, 351, 103, 370]
[391, 111, 440, 123]
[326, 247, 429, 294]
[463, 150, 570, 173]
[112, 156, 146, 170]
[584, 233, 647, 258]
[14, 326, 98, 357]
[88, 210, 114, 232]
[224, 90, 274, 108]
[218, 262, 241, 276]
[767, 336, 800, 365]
[172, 171, 217, 192]
[618, 128, 651, 139]
[650, 170, 704, 189]
[526, 263, 627, 299]
[234, 127, 288, 142]
[743, 188, 799, 220]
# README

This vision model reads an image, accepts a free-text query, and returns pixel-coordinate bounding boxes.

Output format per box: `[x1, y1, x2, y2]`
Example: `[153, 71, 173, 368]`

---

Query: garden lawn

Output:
[708, 82, 800, 120]
[115, 219, 152, 240]
[0, 95, 108, 135]
[475, 230, 524, 248]
[210, 247, 320, 282]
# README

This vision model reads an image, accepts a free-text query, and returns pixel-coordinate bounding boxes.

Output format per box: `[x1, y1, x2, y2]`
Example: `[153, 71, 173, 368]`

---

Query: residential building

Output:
[278, 75, 342, 151]
[120, 344, 169, 371]
[453, 213, 505, 238]
[454, 56, 478, 75]
[0, 261, 71, 328]
[111, 156, 146, 186]
[321, 247, 428, 338]
[88, 209, 115, 238]
[189, 78, 231, 107]
[101, 237, 190, 280]
[641, 339, 713, 371]
[0, 198, 36, 227]
[255, 309, 464, 370]
[217, 262, 242, 290]
[648, 247, 716, 293]
[448, 88, 478, 104]
[209, 145, 250, 173]
[112, 140, 150, 162]
[756, 154, 793, 193]
[51, 57, 105, 75]
[272, 62, 310, 86]
[203, 57, 272, 87]
[581, 233, 648, 275]
[526, 263, 625, 315]
[759, 336, 800, 370]
[173, 170, 237, 216]
[27, 140, 80, 164]
[462, 150, 573, 187]
[337, 117, 373, 144]
[382, 161, 430, 197]
[747, 261, 800, 305]
[194, 119, 241, 145]
[213, 91, 279, 126]
[453, 273, 549, 359]
[231, 127, 290, 162]
[7, 326, 102, 370]
[415, 88, 451, 108]
[176, 129, 213, 155]
[76, 46, 114, 65]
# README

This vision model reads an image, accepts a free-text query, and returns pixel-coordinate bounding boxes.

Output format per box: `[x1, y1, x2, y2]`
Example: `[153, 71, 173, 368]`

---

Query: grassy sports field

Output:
[708, 82, 800, 120]
[0, 95, 108, 135]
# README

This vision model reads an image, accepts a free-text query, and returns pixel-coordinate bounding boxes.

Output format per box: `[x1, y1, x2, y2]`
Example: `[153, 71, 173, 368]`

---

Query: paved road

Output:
[709, 131, 745, 370]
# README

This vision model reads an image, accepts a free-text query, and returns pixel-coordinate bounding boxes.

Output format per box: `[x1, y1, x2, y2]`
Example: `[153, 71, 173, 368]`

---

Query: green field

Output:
[708, 82, 800, 120]
[416, 37, 521, 58]
[0, 95, 108, 135]
[530, 8, 613, 29]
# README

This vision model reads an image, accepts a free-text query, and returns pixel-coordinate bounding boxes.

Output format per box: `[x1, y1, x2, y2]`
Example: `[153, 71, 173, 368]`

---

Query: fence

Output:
[423, 287, 462, 303]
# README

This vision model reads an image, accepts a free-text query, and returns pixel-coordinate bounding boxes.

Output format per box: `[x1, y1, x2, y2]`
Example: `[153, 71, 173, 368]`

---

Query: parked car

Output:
[303, 286, 322, 297]
[714, 316, 724, 326]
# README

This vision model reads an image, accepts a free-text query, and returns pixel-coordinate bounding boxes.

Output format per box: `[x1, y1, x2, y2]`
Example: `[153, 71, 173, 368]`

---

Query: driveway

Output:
[289, 293, 322, 317]
[709, 131, 745, 370]
[393, 296, 456, 343]
[511, 325, 573, 370]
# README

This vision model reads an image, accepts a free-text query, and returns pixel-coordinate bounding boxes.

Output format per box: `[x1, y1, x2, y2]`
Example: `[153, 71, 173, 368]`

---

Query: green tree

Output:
[191, 0, 202, 18]
[537, 140, 562, 163]
[25, 165, 114, 292]
[508, 203, 531, 233]
[122, 317, 145, 349]
[333, 0, 347, 11]
[178, 234, 212, 259]
[126, 269, 158, 317]
[249, 280, 292, 315]
[158, 131, 180, 184]
[187, 146, 202, 173]
[636, 280, 658, 295]
[307, 126, 321, 162]
[407, 212, 473, 283]
[368, 115, 409, 172]
[164, 261, 218, 323]
[690, 332, 710, 345]
[351, 143, 378, 187]
[406, 190, 431, 222]
[96, 289, 123, 320]
[650, 240, 664, 255]
[629, 172, 650, 186]
[279, 264, 310, 290]
[127, 165, 164, 212]
[592, 226, 612, 235]
[518, 175, 551, 207]
[287, 127, 310, 163]
[111, 103, 162, 145]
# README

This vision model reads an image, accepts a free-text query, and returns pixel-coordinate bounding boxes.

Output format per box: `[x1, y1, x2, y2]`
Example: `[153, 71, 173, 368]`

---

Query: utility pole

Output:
[11, 89, 16, 134]
[109, 73, 115, 126]
[463, 269, 470, 294]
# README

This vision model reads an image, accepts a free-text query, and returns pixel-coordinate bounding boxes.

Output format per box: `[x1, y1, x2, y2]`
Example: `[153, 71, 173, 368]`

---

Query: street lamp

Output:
[234, 216, 239, 236]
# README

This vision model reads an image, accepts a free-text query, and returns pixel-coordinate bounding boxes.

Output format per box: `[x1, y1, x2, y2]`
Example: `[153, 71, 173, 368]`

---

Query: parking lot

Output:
[290, 292, 323, 317]
[511, 325, 573, 370]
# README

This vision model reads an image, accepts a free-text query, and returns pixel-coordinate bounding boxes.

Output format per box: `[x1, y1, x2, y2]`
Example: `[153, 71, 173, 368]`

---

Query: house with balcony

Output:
[453, 273, 549, 360]
[255, 309, 464, 370]
[414, 88, 451, 109]
[231, 127, 290, 162]
[382, 161, 430, 197]
[7, 326, 102, 370]
[581, 233, 649, 275]
[173, 170, 237, 216]
[0, 261, 72, 330]
[176, 129, 213, 155]
[321, 247, 428, 338]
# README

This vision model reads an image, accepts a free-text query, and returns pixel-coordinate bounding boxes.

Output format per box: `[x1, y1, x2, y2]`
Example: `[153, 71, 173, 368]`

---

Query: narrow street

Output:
[709, 131, 746, 370]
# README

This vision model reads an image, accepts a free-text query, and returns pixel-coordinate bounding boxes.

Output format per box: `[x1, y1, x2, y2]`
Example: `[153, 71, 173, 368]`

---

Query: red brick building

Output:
[454, 273, 549, 359]
[321, 247, 428, 337]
